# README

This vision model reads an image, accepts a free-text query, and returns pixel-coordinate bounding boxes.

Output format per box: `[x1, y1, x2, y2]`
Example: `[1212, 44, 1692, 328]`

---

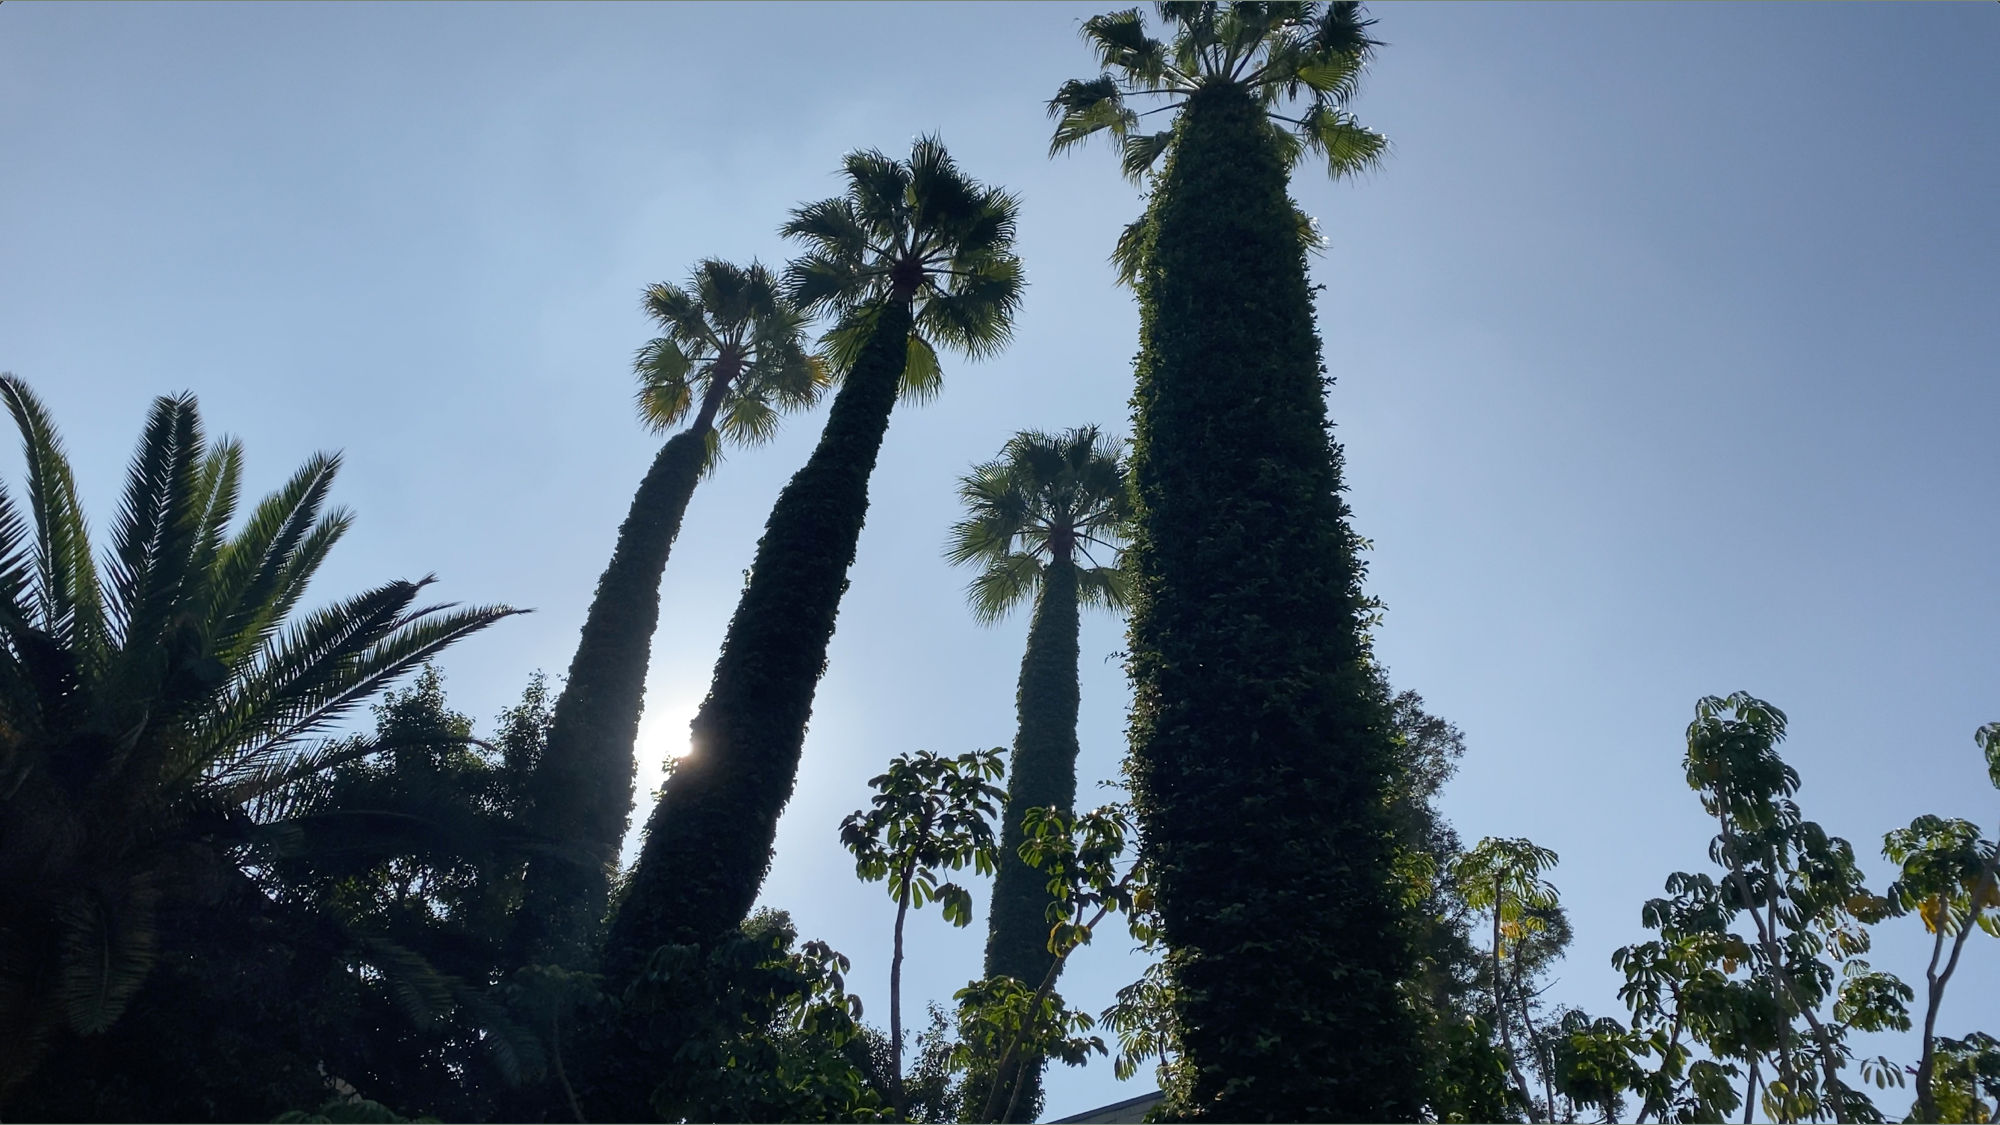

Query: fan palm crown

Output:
[946, 426, 1131, 624]
[783, 135, 1024, 402]
[632, 258, 826, 464]
[1051, 1, 1388, 182]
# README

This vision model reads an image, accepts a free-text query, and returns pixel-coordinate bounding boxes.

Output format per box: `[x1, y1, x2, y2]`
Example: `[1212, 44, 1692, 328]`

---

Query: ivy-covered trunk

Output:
[971, 558, 1081, 1123]
[605, 297, 915, 975]
[510, 423, 712, 970]
[1124, 81, 1420, 1121]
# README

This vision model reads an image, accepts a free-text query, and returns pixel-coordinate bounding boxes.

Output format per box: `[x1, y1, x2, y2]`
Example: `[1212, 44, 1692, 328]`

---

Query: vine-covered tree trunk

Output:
[510, 427, 710, 970]
[1124, 82, 1421, 1121]
[604, 297, 915, 976]
[973, 559, 1081, 1123]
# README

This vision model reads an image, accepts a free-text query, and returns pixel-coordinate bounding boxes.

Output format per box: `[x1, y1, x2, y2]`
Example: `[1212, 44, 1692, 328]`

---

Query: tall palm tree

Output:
[0, 375, 517, 1104]
[1051, 5, 1422, 1120]
[946, 425, 1130, 1123]
[509, 260, 823, 970]
[604, 137, 1022, 980]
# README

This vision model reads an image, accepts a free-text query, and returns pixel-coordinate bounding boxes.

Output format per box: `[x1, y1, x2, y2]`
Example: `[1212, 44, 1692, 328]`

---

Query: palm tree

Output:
[509, 260, 823, 970]
[1051, 5, 1421, 1120]
[604, 137, 1022, 979]
[0, 375, 517, 1104]
[945, 426, 1129, 1122]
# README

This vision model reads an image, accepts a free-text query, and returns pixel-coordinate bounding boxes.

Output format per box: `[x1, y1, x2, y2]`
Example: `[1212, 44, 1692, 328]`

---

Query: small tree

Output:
[1881, 722, 1999, 1123]
[840, 748, 1005, 1112]
[1454, 837, 1561, 1114]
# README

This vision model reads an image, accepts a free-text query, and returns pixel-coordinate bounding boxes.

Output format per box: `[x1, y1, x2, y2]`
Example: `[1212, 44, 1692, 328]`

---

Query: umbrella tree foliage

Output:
[839, 748, 1005, 1113]
[1050, 3, 1419, 1118]
[0, 375, 518, 1104]
[511, 259, 823, 970]
[944, 424, 1129, 1121]
[605, 136, 1022, 973]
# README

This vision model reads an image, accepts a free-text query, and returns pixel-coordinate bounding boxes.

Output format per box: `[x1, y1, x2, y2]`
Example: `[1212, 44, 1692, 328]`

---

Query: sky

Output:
[3, 2, 1997, 1119]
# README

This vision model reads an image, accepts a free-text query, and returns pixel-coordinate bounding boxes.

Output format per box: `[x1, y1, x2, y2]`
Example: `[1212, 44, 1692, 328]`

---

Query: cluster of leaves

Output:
[617, 909, 893, 1123]
[1537, 694, 1999, 1125]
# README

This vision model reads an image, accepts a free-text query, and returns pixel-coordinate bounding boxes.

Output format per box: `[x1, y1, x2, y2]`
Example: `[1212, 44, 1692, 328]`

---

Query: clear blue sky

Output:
[4, 2, 1996, 1119]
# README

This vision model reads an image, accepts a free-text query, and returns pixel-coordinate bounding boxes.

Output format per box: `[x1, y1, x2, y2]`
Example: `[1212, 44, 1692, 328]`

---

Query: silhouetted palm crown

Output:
[1052, 1, 1387, 179]
[783, 137, 1024, 400]
[946, 426, 1131, 624]
[632, 258, 825, 463]
[1052, 2, 1387, 282]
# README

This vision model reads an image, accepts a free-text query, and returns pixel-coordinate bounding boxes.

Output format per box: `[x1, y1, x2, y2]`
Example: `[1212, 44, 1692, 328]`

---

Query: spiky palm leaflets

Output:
[604, 138, 1022, 978]
[1051, 4, 1420, 1119]
[0, 376, 517, 1104]
[511, 260, 822, 970]
[946, 426, 1129, 1122]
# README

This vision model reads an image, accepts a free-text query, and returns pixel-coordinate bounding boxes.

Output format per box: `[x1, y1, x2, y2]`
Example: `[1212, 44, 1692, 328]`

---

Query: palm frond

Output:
[355, 935, 456, 1030]
[1118, 130, 1175, 183]
[1076, 564, 1132, 613]
[1296, 100, 1388, 179]
[207, 452, 344, 670]
[718, 394, 782, 449]
[53, 875, 160, 1034]
[1048, 76, 1138, 158]
[0, 480, 35, 634]
[898, 333, 944, 405]
[2, 374, 105, 665]
[105, 394, 207, 670]
[1111, 215, 1151, 289]
[632, 339, 695, 433]
[966, 551, 1044, 625]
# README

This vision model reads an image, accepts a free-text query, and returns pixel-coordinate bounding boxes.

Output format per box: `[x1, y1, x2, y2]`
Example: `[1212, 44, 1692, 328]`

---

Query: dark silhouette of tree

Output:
[603, 137, 1022, 971]
[511, 260, 822, 970]
[0, 375, 517, 1108]
[1049, 4, 1420, 1118]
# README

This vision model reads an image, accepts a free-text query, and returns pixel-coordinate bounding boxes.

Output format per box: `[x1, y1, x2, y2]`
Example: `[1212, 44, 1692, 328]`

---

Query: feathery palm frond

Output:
[945, 426, 1132, 623]
[0, 377, 519, 1093]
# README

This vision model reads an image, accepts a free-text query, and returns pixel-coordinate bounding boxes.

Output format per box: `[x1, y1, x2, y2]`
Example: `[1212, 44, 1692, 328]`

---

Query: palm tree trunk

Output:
[970, 559, 1080, 1123]
[605, 296, 914, 974]
[509, 424, 711, 970]
[1122, 80, 1421, 1122]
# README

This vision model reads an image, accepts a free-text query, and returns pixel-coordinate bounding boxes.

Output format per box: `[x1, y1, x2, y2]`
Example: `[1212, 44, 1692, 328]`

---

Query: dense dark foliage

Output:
[1117, 77, 1421, 1122]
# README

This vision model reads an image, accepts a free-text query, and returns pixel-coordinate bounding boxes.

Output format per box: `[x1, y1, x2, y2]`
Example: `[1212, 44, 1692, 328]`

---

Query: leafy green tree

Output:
[0, 376, 517, 1107]
[1881, 723, 1999, 1123]
[962, 804, 1139, 1123]
[1455, 838, 1562, 1114]
[512, 260, 823, 970]
[604, 137, 1022, 969]
[944, 424, 1129, 1117]
[839, 748, 1006, 1111]
[1050, 4, 1417, 1117]
[1571, 694, 1916, 1125]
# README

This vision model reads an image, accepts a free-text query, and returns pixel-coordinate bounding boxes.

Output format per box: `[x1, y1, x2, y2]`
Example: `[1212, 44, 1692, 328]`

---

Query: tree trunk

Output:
[971, 559, 1080, 1123]
[891, 869, 913, 1113]
[604, 296, 915, 973]
[510, 423, 713, 970]
[1123, 81, 1421, 1122]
